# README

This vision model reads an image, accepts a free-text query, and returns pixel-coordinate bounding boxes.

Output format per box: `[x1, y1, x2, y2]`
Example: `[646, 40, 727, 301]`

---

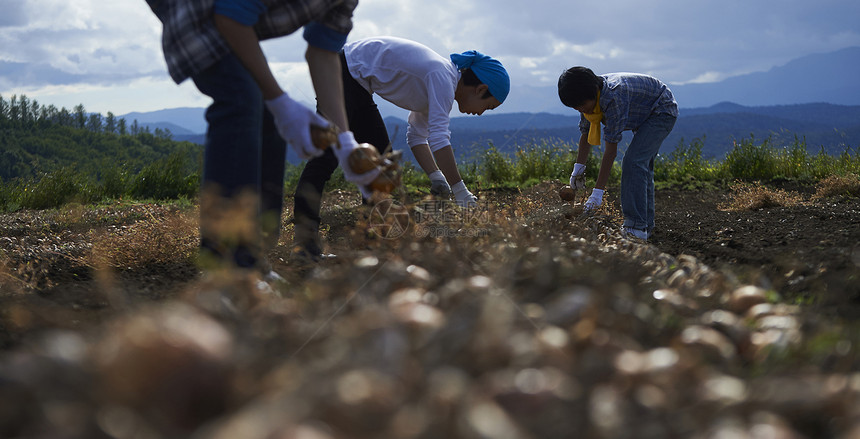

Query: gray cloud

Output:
[0, 2, 27, 27]
[0, 60, 81, 86]
[0, 59, 158, 90]
[452, 0, 860, 83]
[1, 0, 858, 114]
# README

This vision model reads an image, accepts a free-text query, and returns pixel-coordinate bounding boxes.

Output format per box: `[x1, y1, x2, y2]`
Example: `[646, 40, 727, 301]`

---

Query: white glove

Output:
[584, 188, 604, 212]
[570, 163, 587, 190]
[265, 92, 327, 160]
[451, 181, 477, 208]
[428, 170, 452, 197]
[332, 131, 381, 199]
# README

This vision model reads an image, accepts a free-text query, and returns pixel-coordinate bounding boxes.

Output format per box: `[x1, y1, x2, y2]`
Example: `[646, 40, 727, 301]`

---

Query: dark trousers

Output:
[191, 53, 287, 268]
[292, 52, 390, 251]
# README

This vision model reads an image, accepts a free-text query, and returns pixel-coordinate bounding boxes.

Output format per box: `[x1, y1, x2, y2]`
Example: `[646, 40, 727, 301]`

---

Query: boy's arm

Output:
[306, 45, 348, 131]
[595, 142, 617, 190]
[411, 144, 452, 196]
[567, 132, 591, 189]
[435, 145, 477, 207]
[213, 14, 283, 99]
[410, 144, 441, 175]
[581, 140, 616, 212]
[432, 146, 463, 185]
[575, 132, 591, 164]
[215, 13, 328, 161]
[214, 15, 349, 131]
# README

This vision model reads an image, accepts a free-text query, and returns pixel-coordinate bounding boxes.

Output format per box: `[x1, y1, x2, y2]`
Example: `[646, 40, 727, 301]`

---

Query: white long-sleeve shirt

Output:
[343, 36, 459, 152]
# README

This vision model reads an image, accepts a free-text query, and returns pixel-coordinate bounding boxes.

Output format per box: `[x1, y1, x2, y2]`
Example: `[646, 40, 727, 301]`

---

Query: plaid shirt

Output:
[579, 73, 678, 144]
[146, 0, 357, 84]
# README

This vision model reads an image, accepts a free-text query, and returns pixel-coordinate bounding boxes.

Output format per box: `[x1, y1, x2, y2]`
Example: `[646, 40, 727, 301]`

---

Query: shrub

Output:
[714, 137, 860, 182]
[100, 166, 130, 200]
[0, 178, 10, 211]
[514, 140, 576, 185]
[18, 167, 86, 210]
[720, 136, 779, 180]
[130, 152, 198, 200]
[655, 137, 717, 183]
[811, 145, 860, 179]
[834, 146, 860, 175]
[481, 142, 516, 185]
[776, 136, 811, 179]
[398, 162, 428, 191]
[459, 161, 481, 187]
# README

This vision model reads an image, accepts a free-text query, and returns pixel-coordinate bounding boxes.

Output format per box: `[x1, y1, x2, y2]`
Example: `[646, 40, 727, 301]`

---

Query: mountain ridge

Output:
[166, 101, 860, 164]
[669, 46, 860, 108]
[122, 46, 860, 163]
[123, 46, 860, 134]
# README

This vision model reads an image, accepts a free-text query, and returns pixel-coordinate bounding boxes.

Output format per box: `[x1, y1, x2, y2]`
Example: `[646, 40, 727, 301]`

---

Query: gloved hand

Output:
[428, 170, 452, 197]
[584, 188, 604, 212]
[265, 92, 327, 160]
[331, 131, 381, 199]
[570, 163, 587, 190]
[451, 181, 478, 208]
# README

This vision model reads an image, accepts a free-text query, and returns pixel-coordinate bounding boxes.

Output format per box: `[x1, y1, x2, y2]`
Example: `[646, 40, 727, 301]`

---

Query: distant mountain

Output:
[129, 102, 859, 165]
[449, 112, 579, 131]
[174, 133, 206, 145]
[479, 46, 860, 114]
[140, 121, 196, 136]
[669, 47, 860, 108]
[120, 107, 207, 134]
[680, 101, 860, 126]
[382, 102, 860, 162]
[122, 46, 860, 134]
[119, 46, 860, 163]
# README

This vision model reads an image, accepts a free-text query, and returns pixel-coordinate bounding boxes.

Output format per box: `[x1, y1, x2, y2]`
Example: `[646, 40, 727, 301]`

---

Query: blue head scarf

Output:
[450, 50, 510, 104]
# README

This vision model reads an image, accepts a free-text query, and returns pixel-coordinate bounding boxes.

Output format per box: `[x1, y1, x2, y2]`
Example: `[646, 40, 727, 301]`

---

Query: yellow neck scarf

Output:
[583, 91, 603, 146]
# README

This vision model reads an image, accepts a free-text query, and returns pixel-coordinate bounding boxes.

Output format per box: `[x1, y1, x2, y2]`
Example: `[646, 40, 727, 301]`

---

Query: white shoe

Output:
[622, 226, 649, 240]
[262, 270, 285, 283]
[256, 278, 277, 295]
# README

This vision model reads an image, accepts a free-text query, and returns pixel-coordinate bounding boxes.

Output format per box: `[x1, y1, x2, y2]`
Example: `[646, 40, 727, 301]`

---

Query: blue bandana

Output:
[450, 50, 510, 104]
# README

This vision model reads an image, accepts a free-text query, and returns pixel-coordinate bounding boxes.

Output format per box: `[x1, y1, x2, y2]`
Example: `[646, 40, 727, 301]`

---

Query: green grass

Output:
[655, 135, 860, 189]
[717, 135, 860, 182]
[654, 137, 720, 188]
[1, 152, 199, 211]
[466, 139, 620, 189]
[1, 135, 859, 211]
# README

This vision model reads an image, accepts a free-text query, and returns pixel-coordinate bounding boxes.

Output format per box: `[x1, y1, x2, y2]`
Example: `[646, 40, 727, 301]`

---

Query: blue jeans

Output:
[191, 54, 287, 268]
[620, 113, 676, 233]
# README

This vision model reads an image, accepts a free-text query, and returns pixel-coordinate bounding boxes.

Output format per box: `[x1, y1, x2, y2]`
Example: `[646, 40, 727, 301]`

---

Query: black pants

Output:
[292, 52, 391, 251]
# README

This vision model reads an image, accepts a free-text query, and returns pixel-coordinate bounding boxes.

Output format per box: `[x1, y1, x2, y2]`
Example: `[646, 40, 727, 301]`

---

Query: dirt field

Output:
[651, 183, 860, 317]
[1, 181, 859, 438]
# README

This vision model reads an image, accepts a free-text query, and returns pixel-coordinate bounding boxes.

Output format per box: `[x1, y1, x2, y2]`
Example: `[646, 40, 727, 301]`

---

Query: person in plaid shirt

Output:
[558, 67, 678, 241]
[146, 0, 382, 279]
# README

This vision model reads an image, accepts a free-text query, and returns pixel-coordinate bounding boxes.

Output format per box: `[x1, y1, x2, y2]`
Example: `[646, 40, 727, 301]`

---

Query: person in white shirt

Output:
[292, 36, 510, 261]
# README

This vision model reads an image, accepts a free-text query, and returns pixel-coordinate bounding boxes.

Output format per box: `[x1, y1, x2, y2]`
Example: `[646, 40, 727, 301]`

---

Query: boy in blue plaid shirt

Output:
[558, 67, 678, 240]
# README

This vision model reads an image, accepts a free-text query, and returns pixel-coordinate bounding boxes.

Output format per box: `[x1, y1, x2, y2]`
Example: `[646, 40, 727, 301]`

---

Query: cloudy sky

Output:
[1, 0, 858, 116]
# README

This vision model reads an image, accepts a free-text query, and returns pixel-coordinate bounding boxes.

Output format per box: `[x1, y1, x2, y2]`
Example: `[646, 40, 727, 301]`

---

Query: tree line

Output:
[0, 94, 169, 137]
[0, 94, 200, 182]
